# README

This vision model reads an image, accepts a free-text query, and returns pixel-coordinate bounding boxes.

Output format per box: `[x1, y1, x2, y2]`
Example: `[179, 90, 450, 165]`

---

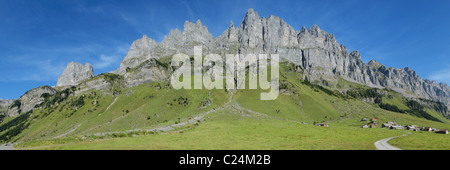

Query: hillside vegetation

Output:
[1, 62, 449, 150]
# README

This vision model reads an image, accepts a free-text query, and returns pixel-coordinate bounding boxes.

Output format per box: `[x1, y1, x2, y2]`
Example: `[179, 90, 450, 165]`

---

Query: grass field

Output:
[389, 131, 450, 150]
[16, 106, 407, 150]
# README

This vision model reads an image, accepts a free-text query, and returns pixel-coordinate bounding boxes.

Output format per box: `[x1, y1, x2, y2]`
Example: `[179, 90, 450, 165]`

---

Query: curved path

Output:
[374, 132, 411, 150]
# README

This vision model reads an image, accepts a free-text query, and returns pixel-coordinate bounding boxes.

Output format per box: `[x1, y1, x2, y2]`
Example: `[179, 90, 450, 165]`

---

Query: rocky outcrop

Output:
[72, 72, 128, 97]
[57, 62, 94, 87]
[123, 58, 171, 87]
[114, 8, 450, 107]
[0, 99, 13, 109]
[0, 99, 13, 116]
[6, 86, 57, 117]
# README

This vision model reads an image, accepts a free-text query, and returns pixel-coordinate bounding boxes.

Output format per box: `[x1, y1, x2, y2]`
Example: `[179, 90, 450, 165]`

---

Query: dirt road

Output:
[374, 132, 410, 150]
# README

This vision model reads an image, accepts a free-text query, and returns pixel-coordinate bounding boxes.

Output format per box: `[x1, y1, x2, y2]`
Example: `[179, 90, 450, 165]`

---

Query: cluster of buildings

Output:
[360, 118, 448, 134]
[360, 117, 379, 128]
[381, 121, 404, 129]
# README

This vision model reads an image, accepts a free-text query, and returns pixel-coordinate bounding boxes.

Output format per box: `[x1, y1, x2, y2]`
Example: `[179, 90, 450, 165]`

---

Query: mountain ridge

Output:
[112, 8, 450, 107]
[1, 8, 449, 118]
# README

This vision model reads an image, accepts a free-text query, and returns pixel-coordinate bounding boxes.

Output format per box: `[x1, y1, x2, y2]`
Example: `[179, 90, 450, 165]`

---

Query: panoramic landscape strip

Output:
[0, 1, 449, 153]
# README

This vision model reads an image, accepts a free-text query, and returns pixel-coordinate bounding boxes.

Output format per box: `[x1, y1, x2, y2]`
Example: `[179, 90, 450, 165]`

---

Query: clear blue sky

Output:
[1, 0, 449, 99]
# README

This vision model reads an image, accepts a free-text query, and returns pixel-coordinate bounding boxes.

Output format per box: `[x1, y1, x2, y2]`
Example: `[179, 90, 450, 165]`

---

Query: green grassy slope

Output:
[16, 108, 407, 150]
[1, 82, 229, 143]
[2, 62, 450, 150]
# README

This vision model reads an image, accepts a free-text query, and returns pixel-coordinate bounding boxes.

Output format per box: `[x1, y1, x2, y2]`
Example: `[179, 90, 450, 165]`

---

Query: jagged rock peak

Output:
[241, 8, 262, 27]
[180, 19, 214, 43]
[298, 25, 322, 36]
[350, 50, 361, 59]
[183, 19, 206, 32]
[402, 67, 418, 77]
[340, 44, 347, 52]
[229, 20, 234, 28]
[246, 8, 258, 17]
[126, 35, 158, 59]
[133, 35, 157, 49]
[57, 62, 94, 87]
[300, 26, 307, 32]
[310, 24, 321, 31]
[367, 60, 385, 69]
[368, 60, 379, 65]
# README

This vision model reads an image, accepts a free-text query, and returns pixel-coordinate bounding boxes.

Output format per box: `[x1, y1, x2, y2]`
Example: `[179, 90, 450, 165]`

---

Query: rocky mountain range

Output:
[1, 8, 449, 118]
[114, 8, 449, 106]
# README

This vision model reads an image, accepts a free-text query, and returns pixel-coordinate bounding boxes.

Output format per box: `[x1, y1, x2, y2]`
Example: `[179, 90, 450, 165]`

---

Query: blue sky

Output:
[0, 0, 449, 99]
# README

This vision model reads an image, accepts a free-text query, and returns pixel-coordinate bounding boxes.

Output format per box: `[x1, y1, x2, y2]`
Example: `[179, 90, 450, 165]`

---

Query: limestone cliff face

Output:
[6, 86, 57, 117]
[57, 62, 94, 87]
[0, 99, 13, 109]
[215, 9, 449, 106]
[123, 58, 171, 87]
[114, 8, 450, 106]
[0, 99, 13, 116]
[115, 19, 214, 87]
[117, 35, 158, 75]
